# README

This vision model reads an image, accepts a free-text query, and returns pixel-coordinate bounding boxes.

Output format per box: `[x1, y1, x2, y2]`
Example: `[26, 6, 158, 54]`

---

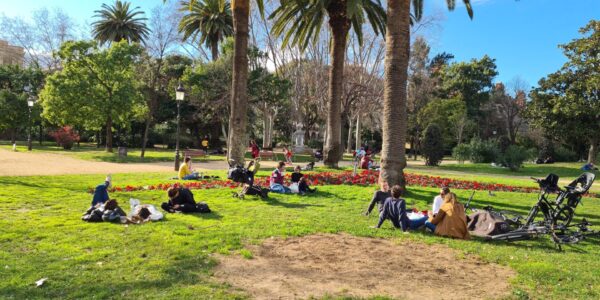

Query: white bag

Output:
[289, 182, 299, 194]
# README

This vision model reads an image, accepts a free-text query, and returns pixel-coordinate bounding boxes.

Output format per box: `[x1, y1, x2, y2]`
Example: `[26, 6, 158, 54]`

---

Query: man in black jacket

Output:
[162, 186, 210, 213]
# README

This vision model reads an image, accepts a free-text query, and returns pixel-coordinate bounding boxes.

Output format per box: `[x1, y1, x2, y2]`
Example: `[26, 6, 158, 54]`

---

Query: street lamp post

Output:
[174, 82, 186, 171]
[24, 84, 36, 151]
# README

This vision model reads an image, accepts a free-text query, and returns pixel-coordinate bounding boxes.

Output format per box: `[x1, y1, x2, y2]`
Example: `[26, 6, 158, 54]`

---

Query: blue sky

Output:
[1, 0, 598, 87]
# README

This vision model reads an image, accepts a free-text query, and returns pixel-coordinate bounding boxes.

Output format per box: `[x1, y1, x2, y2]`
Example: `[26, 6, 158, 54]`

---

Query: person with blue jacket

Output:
[91, 175, 111, 206]
[373, 185, 429, 231]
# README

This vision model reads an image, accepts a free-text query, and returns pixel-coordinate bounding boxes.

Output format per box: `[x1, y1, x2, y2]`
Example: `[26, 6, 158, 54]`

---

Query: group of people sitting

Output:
[365, 181, 470, 239]
[82, 175, 211, 224]
[269, 161, 316, 195]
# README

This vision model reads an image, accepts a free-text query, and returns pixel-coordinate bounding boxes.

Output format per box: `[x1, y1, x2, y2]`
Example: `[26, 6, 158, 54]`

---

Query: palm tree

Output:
[270, 0, 386, 168]
[379, 0, 472, 189]
[92, 0, 150, 44]
[179, 0, 233, 61]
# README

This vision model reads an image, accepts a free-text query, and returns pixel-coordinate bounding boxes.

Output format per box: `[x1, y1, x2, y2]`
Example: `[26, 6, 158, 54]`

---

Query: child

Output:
[283, 146, 293, 165]
[291, 165, 316, 195]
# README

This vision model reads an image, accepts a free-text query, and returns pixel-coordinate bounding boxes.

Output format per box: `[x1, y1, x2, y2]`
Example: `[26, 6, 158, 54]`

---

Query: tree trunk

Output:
[346, 115, 354, 153]
[588, 138, 598, 164]
[211, 41, 219, 61]
[262, 111, 273, 149]
[221, 120, 228, 148]
[355, 114, 361, 151]
[106, 116, 113, 152]
[227, 0, 250, 165]
[39, 124, 43, 145]
[141, 118, 151, 158]
[323, 15, 350, 168]
[380, 0, 410, 190]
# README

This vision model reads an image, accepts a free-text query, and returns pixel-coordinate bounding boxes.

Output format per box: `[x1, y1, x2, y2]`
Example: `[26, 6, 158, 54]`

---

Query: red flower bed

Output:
[89, 170, 599, 198]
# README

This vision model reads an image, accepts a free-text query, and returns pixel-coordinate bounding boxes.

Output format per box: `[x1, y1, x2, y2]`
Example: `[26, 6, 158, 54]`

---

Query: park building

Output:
[0, 40, 25, 66]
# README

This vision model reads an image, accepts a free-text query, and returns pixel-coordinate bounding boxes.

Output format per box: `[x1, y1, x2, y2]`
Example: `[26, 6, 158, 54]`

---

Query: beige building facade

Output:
[0, 40, 25, 66]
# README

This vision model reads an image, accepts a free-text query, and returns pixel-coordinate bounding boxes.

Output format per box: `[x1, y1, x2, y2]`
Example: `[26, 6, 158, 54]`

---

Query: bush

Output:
[307, 139, 323, 150]
[422, 124, 444, 166]
[554, 146, 578, 162]
[50, 126, 80, 150]
[452, 144, 471, 163]
[498, 145, 528, 171]
[468, 138, 499, 163]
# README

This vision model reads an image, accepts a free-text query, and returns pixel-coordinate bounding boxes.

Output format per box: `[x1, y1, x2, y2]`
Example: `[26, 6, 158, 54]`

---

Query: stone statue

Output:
[292, 124, 306, 153]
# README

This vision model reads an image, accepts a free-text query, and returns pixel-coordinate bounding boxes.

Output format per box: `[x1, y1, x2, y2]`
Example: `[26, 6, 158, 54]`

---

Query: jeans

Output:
[424, 220, 436, 232]
[270, 184, 291, 194]
[408, 216, 429, 230]
[183, 173, 199, 180]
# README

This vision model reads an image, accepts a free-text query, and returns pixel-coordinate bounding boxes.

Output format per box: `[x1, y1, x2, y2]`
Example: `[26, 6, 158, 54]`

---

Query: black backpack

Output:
[228, 166, 249, 184]
[195, 202, 211, 213]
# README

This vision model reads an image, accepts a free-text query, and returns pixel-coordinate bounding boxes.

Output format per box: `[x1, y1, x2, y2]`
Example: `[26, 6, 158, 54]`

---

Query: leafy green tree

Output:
[40, 40, 145, 152]
[438, 55, 497, 118]
[269, 0, 386, 167]
[0, 65, 44, 143]
[527, 20, 600, 163]
[179, 0, 233, 61]
[92, 0, 150, 44]
[421, 124, 444, 166]
[417, 98, 470, 148]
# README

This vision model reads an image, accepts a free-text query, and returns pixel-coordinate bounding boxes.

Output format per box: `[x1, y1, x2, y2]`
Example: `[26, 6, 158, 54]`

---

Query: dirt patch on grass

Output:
[214, 233, 515, 300]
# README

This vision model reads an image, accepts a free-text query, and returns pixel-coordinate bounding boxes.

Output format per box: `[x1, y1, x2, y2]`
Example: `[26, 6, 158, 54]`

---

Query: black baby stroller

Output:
[227, 160, 269, 199]
[486, 172, 598, 250]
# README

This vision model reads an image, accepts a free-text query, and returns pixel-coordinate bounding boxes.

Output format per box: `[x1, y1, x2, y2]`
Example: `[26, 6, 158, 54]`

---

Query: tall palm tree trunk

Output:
[227, 0, 250, 164]
[380, 0, 410, 189]
[324, 17, 350, 168]
[211, 41, 220, 61]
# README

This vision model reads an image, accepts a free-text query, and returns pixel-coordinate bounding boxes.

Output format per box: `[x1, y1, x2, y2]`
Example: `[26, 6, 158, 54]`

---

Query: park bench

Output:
[259, 150, 276, 161]
[183, 149, 208, 161]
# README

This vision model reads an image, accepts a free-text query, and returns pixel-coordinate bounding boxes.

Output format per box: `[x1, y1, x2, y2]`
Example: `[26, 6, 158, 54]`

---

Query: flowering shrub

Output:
[50, 126, 80, 150]
[92, 170, 599, 198]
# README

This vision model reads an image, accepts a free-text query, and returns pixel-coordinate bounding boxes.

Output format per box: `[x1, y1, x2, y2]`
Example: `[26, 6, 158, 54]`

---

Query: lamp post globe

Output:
[174, 82, 186, 171]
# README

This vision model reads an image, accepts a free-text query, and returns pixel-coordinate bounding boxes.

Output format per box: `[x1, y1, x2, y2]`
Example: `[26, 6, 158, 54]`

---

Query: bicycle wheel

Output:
[490, 229, 536, 242]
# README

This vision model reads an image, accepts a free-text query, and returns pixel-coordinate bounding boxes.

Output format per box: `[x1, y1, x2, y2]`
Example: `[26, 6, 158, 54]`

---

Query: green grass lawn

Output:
[1, 172, 600, 299]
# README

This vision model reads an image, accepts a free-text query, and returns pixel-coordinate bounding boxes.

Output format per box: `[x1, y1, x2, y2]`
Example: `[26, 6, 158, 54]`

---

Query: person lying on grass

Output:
[364, 180, 390, 216]
[270, 161, 291, 194]
[82, 199, 127, 223]
[425, 192, 470, 240]
[290, 165, 316, 195]
[91, 175, 112, 206]
[372, 185, 429, 232]
[178, 157, 200, 180]
[162, 186, 211, 213]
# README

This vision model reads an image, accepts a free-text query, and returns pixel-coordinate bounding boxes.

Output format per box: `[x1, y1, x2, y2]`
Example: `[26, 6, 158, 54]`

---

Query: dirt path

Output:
[0, 149, 353, 176]
[214, 233, 515, 300]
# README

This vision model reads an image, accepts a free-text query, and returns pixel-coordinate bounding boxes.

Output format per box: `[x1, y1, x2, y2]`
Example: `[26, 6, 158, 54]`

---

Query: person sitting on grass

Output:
[270, 161, 291, 194]
[424, 192, 470, 240]
[430, 187, 451, 217]
[360, 155, 373, 169]
[178, 157, 200, 180]
[240, 158, 261, 195]
[581, 162, 598, 171]
[162, 186, 211, 213]
[82, 198, 127, 223]
[91, 175, 112, 206]
[291, 165, 316, 195]
[364, 180, 390, 216]
[372, 185, 428, 231]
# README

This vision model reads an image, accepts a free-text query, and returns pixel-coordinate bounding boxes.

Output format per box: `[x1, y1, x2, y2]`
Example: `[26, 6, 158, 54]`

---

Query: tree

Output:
[379, 0, 472, 189]
[0, 8, 79, 69]
[40, 41, 144, 152]
[179, 0, 233, 61]
[421, 124, 444, 166]
[417, 98, 469, 147]
[92, 0, 150, 44]
[139, 3, 181, 158]
[491, 80, 527, 144]
[270, 0, 386, 167]
[527, 20, 600, 164]
[439, 55, 498, 119]
[0, 65, 44, 143]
